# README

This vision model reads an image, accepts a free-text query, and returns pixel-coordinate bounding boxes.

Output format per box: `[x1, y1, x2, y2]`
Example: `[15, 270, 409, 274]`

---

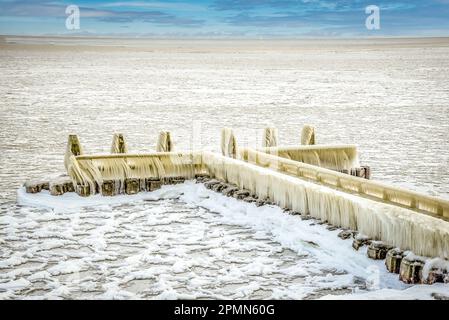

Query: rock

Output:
[255, 199, 267, 207]
[24, 180, 49, 193]
[327, 225, 338, 231]
[63, 181, 74, 193]
[352, 236, 372, 251]
[301, 215, 313, 220]
[290, 211, 302, 215]
[50, 183, 65, 196]
[337, 230, 354, 240]
[146, 178, 162, 192]
[125, 178, 139, 195]
[212, 182, 227, 192]
[385, 249, 404, 273]
[233, 189, 250, 200]
[425, 269, 446, 284]
[431, 293, 449, 300]
[204, 179, 220, 189]
[194, 174, 209, 183]
[243, 196, 257, 203]
[162, 177, 185, 185]
[101, 180, 118, 196]
[76, 184, 91, 197]
[367, 242, 394, 260]
[222, 185, 239, 197]
[41, 182, 50, 191]
[399, 256, 425, 284]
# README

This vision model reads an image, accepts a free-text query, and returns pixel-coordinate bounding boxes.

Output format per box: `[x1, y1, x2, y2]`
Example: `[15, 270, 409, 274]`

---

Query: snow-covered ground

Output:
[0, 182, 445, 299]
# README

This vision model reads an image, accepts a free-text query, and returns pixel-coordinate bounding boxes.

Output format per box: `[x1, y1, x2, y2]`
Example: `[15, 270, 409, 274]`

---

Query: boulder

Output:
[222, 185, 239, 197]
[233, 189, 250, 200]
[204, 179, 220, 189]
[425, 269, 446, 285]
[195, 174, 209, 183]
[243, 196, 257, 203]
[352, 236, 371, 251]
[50, 183, 65, 196]
[337, 230, 354, 240]
[212, 182, 227, 192]
[24, 180, 49, 193]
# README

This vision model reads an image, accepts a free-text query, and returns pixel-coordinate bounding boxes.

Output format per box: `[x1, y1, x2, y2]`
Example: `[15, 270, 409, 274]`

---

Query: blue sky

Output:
[1, 0, 449, 37]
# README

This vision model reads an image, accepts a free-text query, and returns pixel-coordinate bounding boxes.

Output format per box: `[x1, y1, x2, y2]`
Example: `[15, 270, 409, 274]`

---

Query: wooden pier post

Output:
[262, 127, 278, 148]
[301, 125, 315, 145]
[111, 133, 128, 154]
[157, 131, 173, 152]
[64, 134, 83, 169]
[221, 128, 238, 158]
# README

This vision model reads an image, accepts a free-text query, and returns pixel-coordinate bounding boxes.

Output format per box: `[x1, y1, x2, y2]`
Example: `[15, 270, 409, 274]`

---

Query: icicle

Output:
[255, 145, 360, 171]
[301, 125, 315, 145]
[201, 151, 449, 259]
[111, 133, 128, 154]
[64, 134, 83, 170]
[262, 127, 278, 148]
[239, 148, 449, 219]
[157, 131, 173, 152]
[221, 128, 238, 158]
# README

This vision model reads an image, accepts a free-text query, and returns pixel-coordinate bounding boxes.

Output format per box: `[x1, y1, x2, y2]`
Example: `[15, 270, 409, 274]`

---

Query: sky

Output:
[0, 0, 449, 38]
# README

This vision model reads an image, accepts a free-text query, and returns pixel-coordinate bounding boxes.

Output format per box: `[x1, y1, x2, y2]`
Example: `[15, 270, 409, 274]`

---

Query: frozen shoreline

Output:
[6, 182, 448, 299]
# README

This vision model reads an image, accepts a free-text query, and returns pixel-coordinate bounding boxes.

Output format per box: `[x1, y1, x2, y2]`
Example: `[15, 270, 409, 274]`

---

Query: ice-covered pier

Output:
[21, 127, 449, 285]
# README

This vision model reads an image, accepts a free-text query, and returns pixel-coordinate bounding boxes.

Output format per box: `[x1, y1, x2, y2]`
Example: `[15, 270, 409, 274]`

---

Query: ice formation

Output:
[156, 131, 173, 152]
[240, 148, 449, 219]
[301, 125, 316, 145]
[111, 133, 128, 154]
[262, 127, 278, 148]
[202, 151, 449, 259]
[65, 146, 449, 258]
[64, 134, 83, 170]
[66, 152, 201, 195]
[255, 144, 359, 171]
[221, 128, 238, 158]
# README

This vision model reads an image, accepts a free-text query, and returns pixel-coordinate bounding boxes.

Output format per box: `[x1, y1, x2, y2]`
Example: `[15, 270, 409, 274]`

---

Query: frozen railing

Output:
[202, 151, 449, 259]
[256, 144, 360, 172]
[239, 148, 449, 219]
[66, 152, 205, 196]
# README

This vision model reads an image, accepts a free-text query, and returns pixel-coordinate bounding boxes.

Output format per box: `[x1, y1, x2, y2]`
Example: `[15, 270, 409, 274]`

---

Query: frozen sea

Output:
[0, 37, 448, 299]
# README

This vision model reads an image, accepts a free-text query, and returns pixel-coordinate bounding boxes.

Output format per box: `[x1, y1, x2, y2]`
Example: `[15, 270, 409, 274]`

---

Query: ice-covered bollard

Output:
[352, 235, 371, 250]
[157, 131, 173, 152]
[385, 248, 404, 273]
[125, 178, 139, 195]
[111, 133, 128, 154]
[301, 125, 315, 145]
[145, 178, 162, 191]
[262, 127, 278, 148]
[101, 180, 118, 196]
[367, 242, 394, 260]
[399, 256, 425, 284]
